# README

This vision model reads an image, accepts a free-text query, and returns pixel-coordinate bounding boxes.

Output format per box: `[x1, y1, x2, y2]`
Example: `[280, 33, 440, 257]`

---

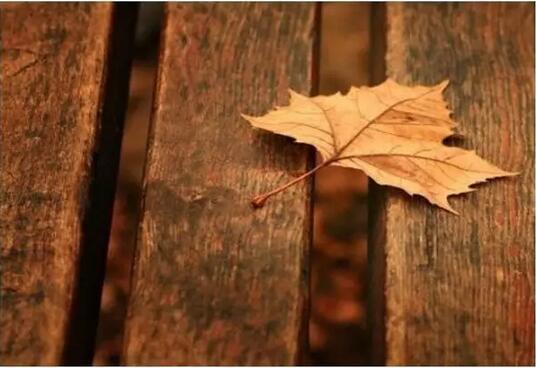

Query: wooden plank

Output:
[369, 3, 534, 365]
[367, 3, 387, 365]
[0, 4, 136, 364]
[123, 3, 316, 365]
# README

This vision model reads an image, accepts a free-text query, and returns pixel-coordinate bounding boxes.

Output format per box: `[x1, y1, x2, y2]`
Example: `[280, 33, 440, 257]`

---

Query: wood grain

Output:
[0, 4, 136, 364]
[123, 3, 317, 365]
[369, 3, 535, 365]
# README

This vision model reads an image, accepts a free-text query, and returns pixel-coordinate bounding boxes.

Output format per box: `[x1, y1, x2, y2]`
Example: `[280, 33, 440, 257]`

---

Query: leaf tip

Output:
[488, 168, 520, 180]
[439, 200, 459, 215]
[504, 170, 521, 177]
[433, 195, 459, 215]
[448, 208, 460, 216]
[288, 88, 305, 98]
[438, 80, 450, 91]
[240, 112, 256, 124]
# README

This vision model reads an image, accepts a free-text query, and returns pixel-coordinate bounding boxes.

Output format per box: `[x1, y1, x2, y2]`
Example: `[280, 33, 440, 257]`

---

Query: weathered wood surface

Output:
[370, 3, 534, 365]
[123, 3, 316, 365]
[0, 4, 135, 364]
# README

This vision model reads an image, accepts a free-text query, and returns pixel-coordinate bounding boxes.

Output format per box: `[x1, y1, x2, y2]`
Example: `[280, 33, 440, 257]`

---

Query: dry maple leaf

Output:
[242, 79, 516, 214]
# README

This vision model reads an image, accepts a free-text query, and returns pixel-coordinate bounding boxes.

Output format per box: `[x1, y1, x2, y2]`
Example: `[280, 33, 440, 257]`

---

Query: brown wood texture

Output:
[0, 4, 136, 364]
[123, 4, 317, 365]
[369, 3, 535, 365]
[367, 4, 387, 364]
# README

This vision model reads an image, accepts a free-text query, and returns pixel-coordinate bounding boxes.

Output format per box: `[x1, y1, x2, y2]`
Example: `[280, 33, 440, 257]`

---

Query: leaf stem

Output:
[251, 155, 345, 208]
[251, 158, 336, 208]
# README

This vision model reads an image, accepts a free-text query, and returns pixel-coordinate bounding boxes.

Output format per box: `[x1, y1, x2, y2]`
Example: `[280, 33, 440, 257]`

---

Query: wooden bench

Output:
[1, 3, 533, 365]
